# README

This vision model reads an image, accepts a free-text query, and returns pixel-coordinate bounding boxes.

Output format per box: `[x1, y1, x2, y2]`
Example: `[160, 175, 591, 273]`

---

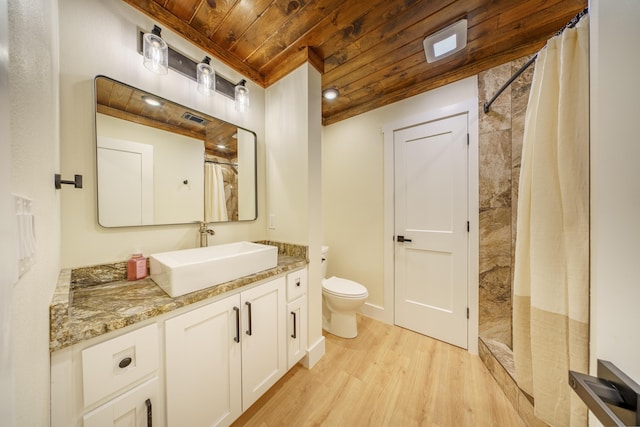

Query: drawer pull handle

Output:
[245, 301, 253, 336]
[291, 311, 297, 339]
[295, 278, 301, 287]
[118, 357, 132, 369]
[233, 306, 240, 343]
[145, 398, 152, 427]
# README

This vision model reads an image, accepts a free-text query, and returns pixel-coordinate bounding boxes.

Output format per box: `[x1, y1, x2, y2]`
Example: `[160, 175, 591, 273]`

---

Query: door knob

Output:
[397, 235, 412, 242]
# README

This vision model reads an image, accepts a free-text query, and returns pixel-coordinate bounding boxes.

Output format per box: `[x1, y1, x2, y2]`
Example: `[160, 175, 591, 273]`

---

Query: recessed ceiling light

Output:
[423, 19, 467, 63]
[323, 88, 339, 100]
[141, 95, 163, 107]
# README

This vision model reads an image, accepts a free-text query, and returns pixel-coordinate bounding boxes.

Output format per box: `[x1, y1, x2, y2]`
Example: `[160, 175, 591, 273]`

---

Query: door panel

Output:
[394, 114, 468, 349]
[165, 295, 242, 427]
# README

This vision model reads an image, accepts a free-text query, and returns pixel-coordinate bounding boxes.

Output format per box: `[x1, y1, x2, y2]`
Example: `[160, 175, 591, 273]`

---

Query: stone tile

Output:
[517, 390, 548, 427]
[479, 130, 512, 209]
[479, 319, 512, 347]
[479, 63, 513, 106]
[479, 102, 511, 134]
[511, 164, 521, 287]
[479, 207, 511, 272]
[479, 63, 513, 133]
[512, 127, 524, 170]
[482, 339, 515, 378]
[479, 241, 512, 346]
[478, 338, 518, 412]
[512, 56, 536, 94]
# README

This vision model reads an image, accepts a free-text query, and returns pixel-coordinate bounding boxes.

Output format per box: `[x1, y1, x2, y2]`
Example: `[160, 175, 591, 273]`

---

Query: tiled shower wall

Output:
[478, 56, 534, 348]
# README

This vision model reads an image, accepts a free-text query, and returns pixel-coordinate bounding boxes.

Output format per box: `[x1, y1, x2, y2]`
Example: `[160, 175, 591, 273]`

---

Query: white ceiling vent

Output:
[423, 19, 468, 63]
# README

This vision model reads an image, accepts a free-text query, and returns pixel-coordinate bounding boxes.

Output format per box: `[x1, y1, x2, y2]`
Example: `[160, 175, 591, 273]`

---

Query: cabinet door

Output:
[165, 295, 242, 427]
[287, 295, 307, 369]
[241, 277, 287, 410]
[83, 377, 159, 427]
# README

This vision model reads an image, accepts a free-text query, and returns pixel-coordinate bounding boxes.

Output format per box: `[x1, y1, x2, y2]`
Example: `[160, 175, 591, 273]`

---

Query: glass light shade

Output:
[235, 84, 250, 112]
[143, 32, 168, 75]
[197, 62, 215, 94]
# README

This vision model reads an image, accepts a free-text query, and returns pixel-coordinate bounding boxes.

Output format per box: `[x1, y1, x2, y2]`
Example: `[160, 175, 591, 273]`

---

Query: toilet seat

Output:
[322, 276, 368, 299]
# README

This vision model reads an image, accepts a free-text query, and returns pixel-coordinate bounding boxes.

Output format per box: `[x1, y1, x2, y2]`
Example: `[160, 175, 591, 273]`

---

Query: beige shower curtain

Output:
[204, 163, 228, 222]
[513, 15, 589, 427]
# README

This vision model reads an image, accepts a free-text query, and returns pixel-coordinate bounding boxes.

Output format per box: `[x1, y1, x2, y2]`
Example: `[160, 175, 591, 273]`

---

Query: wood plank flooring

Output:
[232, 315, 525, 426]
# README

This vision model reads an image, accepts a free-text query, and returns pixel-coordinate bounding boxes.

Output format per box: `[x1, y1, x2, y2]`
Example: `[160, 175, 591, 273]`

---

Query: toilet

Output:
[321, 246, 368, 338]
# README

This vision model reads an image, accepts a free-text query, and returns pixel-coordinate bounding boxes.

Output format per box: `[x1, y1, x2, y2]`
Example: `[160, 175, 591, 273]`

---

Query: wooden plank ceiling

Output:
[123, 0, 587, 125]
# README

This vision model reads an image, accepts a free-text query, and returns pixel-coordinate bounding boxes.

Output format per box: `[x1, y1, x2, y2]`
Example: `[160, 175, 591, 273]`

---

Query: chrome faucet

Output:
[199, 222, 215, 247]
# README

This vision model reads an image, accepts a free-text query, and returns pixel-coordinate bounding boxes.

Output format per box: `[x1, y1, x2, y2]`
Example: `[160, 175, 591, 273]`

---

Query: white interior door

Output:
[394, 113, 469, 349]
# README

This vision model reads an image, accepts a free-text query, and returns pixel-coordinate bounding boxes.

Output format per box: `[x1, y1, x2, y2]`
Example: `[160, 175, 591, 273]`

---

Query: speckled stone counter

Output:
[50, 243, 308, 352]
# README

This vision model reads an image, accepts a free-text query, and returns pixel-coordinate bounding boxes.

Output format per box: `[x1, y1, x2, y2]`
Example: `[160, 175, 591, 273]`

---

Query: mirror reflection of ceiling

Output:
[96, 78, 238, 160]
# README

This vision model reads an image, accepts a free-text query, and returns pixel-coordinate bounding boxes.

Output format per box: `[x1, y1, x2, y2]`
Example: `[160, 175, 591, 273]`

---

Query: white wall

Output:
[323, 77, 478, 316]
[0, 0, 14, 423]
[265, 63, 324, 365]
[7, 0, 60, 425]
[589, 0, 640, 406]
[59, 0, 266, 268]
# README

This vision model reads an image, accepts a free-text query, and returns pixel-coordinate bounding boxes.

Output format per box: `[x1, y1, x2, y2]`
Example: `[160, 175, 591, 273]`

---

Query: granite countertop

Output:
[50, 242, 308, 352]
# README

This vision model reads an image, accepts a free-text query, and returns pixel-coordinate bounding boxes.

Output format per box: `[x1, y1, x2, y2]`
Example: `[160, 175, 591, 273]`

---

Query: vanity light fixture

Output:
[142, 25, 168, 74]
[423, 19, 467, 63]
[197, 56, 215, 95]
[138, 26, 250, 112]
[235, 80, 250, 113]
[323, 88, 339, 100]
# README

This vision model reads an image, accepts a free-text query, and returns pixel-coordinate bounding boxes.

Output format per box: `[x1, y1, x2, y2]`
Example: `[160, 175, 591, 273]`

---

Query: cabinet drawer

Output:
[286, 268, 307, 302]
[82, 324, 158, 408]
[83, 376, 159, 427]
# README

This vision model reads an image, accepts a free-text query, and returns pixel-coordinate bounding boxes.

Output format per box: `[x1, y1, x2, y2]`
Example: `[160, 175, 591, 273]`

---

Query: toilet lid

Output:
[322, 276, 368, 298]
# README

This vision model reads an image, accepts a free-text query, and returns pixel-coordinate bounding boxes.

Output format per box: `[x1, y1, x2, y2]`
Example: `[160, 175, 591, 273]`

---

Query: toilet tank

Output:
[321, 246, 329, 279]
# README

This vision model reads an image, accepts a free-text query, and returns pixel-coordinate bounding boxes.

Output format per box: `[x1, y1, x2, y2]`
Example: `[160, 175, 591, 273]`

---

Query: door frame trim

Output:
[374, 98, 479, 354]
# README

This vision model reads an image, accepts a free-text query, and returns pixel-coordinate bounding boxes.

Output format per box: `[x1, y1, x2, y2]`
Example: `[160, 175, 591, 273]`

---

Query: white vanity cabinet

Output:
[164, 276, 287, 426]
[51, 323, 163, 427]
[286, 268, 308, 369]
[51, 267, 306, 427]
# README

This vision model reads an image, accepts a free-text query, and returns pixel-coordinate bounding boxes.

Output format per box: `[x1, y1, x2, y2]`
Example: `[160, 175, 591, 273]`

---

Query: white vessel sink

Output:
[149, 242, 278, 297]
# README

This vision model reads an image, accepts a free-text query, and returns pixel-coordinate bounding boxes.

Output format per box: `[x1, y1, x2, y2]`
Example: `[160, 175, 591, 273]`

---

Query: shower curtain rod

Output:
[205, 159, 238, 166]
[483, 7, 588, 114]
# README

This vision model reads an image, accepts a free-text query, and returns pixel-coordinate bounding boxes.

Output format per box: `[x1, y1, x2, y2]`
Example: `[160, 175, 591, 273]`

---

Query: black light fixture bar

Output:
[137, 28, 240, 100]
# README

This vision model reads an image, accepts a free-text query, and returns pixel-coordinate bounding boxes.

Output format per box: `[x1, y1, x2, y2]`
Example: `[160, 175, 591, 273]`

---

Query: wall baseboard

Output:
[360, 302, 392, 324]
[301, 336, 325, 369]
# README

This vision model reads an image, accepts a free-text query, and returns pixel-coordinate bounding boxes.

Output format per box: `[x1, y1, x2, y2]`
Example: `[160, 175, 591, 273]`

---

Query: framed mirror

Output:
[94, 76, 257, 227]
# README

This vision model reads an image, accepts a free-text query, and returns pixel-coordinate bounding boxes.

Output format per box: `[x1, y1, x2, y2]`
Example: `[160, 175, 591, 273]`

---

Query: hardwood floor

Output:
[233, 315, 525, 426]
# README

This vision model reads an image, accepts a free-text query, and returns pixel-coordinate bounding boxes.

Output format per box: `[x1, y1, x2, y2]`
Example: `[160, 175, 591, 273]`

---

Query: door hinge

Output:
[467, 307, 470, 319]
[467, 133, 470, 145]
[467, 221, 470, 232]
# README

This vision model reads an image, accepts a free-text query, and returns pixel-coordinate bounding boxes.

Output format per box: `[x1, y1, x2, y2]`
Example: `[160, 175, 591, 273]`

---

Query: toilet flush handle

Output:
[397, 235, 412, 242]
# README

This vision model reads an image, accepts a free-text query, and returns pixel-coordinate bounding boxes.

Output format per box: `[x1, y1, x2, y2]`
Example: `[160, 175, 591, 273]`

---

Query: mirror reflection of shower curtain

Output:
[204, 163, 228, 222]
